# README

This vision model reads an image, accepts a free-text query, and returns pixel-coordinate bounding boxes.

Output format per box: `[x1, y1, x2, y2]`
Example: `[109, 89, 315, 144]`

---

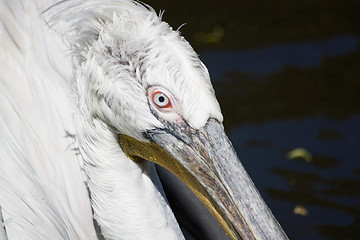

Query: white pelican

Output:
[0, 0, 288, 239]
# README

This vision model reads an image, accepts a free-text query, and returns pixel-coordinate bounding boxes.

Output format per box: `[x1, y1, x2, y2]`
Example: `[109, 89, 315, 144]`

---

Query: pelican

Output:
[0, 0, 288, 239]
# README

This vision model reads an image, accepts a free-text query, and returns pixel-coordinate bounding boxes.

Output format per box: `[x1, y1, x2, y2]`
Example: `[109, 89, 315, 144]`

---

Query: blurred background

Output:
[149, 1, 360, 239]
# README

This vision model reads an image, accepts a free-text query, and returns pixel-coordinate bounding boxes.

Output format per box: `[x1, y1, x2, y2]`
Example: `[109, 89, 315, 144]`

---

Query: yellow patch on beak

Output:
[119, 134, 239, 240]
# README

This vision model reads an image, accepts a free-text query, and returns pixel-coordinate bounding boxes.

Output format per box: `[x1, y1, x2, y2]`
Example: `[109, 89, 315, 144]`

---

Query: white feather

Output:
[0, 0, 223, 239]
[0, 1, 96, 239]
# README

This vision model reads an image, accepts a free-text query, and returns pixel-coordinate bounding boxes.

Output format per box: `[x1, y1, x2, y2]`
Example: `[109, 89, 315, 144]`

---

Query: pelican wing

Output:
[0, 1, 97, 239]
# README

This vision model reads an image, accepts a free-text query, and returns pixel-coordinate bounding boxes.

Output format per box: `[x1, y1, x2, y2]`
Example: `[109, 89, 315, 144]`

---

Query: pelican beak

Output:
[119, 118, 287, 240]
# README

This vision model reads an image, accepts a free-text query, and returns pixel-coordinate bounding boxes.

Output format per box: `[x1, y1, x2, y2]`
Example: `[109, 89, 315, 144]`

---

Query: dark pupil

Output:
[158, 96, 165, 103]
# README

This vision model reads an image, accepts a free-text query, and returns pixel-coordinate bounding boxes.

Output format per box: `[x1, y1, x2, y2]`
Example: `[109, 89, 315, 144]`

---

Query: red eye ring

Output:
[152, 91, 172, 109]
[148, 86, 183, 122]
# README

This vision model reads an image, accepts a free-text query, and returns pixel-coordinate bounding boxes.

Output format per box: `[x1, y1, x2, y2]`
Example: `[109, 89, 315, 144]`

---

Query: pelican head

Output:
[44, 1, 287, 239]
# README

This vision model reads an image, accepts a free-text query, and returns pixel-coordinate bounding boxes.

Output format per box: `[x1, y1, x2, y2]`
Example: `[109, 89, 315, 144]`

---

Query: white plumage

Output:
[0, 1, 289, 240]
[0, 0, 221, 239]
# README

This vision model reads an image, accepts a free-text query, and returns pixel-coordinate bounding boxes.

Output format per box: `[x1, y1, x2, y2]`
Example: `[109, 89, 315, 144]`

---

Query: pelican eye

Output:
[153, 92, 171, 108]
[148, 86, 182, 122]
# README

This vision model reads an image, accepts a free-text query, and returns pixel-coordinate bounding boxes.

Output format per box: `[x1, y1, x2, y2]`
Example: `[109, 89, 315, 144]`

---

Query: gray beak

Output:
[144, 118, 288, 240]
[119, 118, 288, 239]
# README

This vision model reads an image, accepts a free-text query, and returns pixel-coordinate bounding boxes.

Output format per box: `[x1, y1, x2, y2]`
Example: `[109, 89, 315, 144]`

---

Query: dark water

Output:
[151, 0, 360, 239]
